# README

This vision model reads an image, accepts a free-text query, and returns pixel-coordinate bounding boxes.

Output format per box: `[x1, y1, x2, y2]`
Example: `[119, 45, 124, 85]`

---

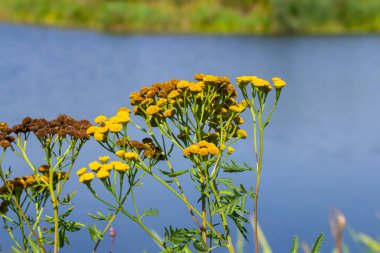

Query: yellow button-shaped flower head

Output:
[109, 123, 123, 133]
[114, 162, 130, 172]
[272, 77, 286, 89]
[118, 107, 131, 113]
[124, 152, 139, 161]
[188, 145, 201, 155]
[229, 105, 244, 113]
[206, 143, 220, 156]
[156, 98, 168, 106]
[197, 141, 209, 148]
[163, 109, 175, 118]
[236, 76, 252, 87]
[177, 80, 190, 89]
[94, 132, 105, 142]
[94, 115, 107, 124]
[86, 126, 97, 135]
[99, 156, 110, 163]
[0, 122, 8, 131]
[227, 146, 235, 154]
[237, 129, 248, 139]
[81, 172, 94, 184]
[116, 111, 130, 123]
[100, 164, 113, 171]
[76, 167, 87, 176]
[96, 170, 109, 180]
[188, 82, 204, 92]
[89, 161, 102, 172]
[146, 105, 161, 115]
[114, 150, 125, 158]
[199, 148, 209, 156]
[168, 90, 180, 99]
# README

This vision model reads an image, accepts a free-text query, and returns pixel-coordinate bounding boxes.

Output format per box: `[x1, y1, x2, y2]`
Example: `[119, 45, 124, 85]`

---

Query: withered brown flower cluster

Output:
[10, 115, 91, 140]
[116, 137, 164, 161]
[0, 122, 14, 149]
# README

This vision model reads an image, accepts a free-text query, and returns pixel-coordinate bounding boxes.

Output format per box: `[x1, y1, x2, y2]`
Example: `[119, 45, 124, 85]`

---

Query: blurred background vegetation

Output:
[1, 0, 380, 34]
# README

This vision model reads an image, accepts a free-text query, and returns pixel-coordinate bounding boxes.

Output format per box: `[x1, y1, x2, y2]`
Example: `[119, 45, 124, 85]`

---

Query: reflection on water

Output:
[1, 24, 380, 252]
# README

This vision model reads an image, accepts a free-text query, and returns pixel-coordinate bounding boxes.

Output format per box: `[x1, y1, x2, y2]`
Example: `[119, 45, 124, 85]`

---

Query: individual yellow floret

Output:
[89, 161, 102, 172]
[94, 115, 107, 124]
[227, 147, 235, 154]
[220, 144, 226, 151]
[76, 167, 87, 176]
[96, 170, 109, 179]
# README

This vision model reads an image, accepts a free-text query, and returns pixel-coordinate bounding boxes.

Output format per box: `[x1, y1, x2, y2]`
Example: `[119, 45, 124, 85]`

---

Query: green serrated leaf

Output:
[193, 239, 209, 252]
[160, 169, 188, 177]
[141, 208, 159, 218]
[97, 211, 107, 220]
[88, 224, 102, 242]
[87, 212, 105, 221]
[291, 235, 299, 253]
[219, 190, 234, 196]
[311, 233, 324, 253]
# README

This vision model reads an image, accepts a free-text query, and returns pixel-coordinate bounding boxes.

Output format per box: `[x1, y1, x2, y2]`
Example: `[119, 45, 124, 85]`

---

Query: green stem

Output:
[12, 196, 47, 253]
[119, 208, 164, 249]
[253, 109, 264, 253]
[92, 211, 119, 253]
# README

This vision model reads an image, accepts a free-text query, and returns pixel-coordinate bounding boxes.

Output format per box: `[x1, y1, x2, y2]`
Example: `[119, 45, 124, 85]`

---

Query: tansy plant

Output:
[0, 74, 323, 253]
[81, 74, 290, 253]
[0, 115, 90, 253]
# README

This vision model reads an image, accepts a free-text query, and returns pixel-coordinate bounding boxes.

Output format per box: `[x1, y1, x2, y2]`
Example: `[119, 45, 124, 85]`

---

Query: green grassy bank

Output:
[1, 0, 380, 34]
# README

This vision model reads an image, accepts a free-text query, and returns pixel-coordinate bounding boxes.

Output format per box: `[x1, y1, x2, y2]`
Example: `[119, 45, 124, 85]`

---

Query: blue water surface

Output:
[0, 24, 380, 252]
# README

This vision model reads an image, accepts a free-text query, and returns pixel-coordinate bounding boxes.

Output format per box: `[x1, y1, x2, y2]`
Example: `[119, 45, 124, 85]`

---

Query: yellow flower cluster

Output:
[86, 108, 131, 142]
[77, 158, 130, 183]
[236, 76, 286, 91]
[183, 140, 220, 157]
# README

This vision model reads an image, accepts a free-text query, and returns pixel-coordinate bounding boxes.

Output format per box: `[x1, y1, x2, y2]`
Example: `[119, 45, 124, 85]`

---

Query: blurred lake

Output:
[1, 24, 380, 252]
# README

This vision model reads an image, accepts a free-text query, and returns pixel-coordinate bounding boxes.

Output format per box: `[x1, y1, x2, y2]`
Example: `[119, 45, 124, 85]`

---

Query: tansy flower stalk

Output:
[236, 75, 286, 253]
